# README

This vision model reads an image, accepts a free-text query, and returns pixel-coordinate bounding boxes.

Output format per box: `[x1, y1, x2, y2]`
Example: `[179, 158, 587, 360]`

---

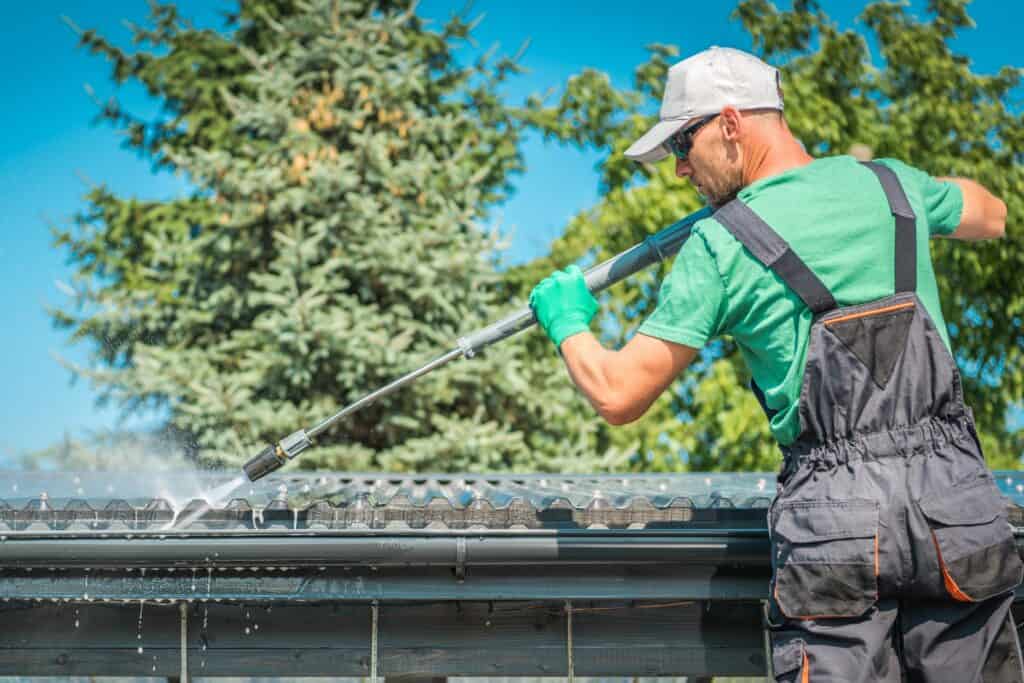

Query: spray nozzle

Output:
[243, 429, 312, 482]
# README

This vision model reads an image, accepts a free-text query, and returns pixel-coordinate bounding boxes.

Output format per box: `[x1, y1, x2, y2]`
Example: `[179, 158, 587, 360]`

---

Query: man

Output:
[529, 46, 1021, 682]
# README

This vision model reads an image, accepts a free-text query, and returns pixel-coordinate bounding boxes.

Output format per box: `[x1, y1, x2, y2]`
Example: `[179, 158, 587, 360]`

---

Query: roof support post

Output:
[762, 598, 773, 678]
[565, 599, 574, 683]
[179, 601, 189, 683]
[371, 600, 380, 683]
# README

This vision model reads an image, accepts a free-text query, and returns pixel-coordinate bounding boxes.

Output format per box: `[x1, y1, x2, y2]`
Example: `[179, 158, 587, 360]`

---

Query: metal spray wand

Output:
[242, 206, 712, 481]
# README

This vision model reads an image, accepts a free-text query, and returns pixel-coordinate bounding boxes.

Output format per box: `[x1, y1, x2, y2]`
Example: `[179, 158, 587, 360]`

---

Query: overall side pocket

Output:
[917, 475, 1023, 602]
[772, 638, 809, 683]
[772, 499, 879, 619]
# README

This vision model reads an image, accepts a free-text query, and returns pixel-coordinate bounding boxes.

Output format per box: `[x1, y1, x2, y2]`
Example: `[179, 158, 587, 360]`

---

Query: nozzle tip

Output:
[243, 444, 285, 482]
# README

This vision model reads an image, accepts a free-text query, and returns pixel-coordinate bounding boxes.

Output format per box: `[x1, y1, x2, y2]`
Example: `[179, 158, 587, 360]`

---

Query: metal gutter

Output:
[0, 530, 771, 568]
[1, 522, 1020, 569]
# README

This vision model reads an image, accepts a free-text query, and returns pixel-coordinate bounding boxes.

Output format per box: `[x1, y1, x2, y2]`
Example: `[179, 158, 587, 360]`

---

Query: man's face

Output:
[673, 113, 744, 208]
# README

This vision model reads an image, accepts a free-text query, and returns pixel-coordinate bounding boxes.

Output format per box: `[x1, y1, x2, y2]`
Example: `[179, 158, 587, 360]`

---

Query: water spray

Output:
[243, 206, 713, 481]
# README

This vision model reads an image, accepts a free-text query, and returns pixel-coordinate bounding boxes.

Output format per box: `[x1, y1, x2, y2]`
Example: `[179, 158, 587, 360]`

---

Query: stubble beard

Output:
[700, 166, 744, 208]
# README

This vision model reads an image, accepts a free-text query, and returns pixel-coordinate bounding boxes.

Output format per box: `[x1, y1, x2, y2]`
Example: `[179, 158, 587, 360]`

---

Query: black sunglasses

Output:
[664, 114, 719, 161]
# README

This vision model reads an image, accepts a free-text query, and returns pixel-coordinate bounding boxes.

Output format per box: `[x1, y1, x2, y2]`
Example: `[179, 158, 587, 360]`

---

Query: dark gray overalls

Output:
[714, 162, 1024, 682]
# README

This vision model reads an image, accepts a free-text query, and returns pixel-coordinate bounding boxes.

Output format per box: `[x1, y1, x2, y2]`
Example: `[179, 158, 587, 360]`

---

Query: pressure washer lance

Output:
[242, 205, 714, 481]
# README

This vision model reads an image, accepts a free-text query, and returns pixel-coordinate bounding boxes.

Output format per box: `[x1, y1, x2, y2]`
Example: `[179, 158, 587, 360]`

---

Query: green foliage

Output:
[510, 0, 1023, 470]
[53, 0, 630, 473]
[53, 0, 1022, 475]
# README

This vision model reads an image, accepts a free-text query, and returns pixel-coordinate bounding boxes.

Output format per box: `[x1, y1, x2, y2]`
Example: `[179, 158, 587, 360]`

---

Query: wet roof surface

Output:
[1, 470, 1022, 533]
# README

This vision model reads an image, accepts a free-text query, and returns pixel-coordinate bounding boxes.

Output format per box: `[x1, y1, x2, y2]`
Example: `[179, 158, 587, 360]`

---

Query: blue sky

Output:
[1, 0, 1020, 459]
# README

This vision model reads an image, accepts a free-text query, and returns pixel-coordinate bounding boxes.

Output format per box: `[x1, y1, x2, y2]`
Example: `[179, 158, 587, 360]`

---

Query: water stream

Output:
[136, 599, 145, 654]
[162, 474, 248, 530]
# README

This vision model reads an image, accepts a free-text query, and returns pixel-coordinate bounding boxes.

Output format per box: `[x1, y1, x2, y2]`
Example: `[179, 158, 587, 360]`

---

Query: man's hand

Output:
[528, 265, 599, 349]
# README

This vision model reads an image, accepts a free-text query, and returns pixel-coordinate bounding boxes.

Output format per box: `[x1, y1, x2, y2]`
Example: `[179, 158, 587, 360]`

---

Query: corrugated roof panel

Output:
[0, 470, 1019, 534]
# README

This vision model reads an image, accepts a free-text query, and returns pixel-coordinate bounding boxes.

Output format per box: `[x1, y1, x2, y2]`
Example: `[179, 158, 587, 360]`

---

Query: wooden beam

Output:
[0, 600, 766, 677]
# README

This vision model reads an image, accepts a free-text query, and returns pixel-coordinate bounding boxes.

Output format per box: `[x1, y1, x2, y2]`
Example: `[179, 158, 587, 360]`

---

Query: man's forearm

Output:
[558, 332, 621, 423]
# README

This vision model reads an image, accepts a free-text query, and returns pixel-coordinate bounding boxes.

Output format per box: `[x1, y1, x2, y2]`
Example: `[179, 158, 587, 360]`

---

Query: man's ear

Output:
[719, 106, 743, 142]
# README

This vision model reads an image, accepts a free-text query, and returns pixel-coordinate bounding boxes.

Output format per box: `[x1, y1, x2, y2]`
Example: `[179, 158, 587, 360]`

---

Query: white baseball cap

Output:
[624, 46, 784, 164]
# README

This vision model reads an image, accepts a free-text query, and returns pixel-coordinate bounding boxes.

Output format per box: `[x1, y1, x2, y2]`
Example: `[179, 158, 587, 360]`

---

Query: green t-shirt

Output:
[637, 155, 964, 446]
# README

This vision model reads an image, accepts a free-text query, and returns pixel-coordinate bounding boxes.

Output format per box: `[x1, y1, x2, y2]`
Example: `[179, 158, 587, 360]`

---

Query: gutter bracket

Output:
[454, 536, 466, 582]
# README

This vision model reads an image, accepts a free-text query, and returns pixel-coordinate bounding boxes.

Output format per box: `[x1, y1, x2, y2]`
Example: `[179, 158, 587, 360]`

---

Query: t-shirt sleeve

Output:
[636, 226, 726, 349]
[877, 158, 963, 236]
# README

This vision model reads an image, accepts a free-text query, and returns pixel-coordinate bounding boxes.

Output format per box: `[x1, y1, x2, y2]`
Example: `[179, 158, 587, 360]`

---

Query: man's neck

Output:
[744, 131, 814, 185]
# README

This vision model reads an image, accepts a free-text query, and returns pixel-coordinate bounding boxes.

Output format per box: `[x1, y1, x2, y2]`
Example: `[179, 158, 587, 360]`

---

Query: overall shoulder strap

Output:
[860, 161, 917, 293]
[714, 199, 838, 315]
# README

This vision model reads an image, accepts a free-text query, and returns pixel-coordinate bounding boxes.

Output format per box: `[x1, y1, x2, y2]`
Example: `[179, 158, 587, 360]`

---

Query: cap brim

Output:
[624, 119, 686, 163]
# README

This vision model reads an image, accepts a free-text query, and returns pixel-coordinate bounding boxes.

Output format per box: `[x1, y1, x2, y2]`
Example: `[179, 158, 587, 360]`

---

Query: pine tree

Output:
[54, 1, 629, 473]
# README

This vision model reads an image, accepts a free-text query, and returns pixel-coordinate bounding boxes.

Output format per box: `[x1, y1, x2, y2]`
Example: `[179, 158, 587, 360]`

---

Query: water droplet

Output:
[254, 623, 259, 631]
[137, 646, 144, 654]
[244, 627, 251, 635]
[136, 599, 145, 644]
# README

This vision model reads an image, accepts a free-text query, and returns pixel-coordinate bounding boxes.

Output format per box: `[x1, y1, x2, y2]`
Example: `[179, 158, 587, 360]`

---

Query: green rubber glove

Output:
[528, 265, 599, 349]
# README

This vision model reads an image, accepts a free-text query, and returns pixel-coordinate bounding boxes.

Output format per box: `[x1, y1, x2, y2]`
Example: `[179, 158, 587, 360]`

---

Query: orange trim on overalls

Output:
[930, 529, 974, 602]
[823, 301, 915, 326]
[802, 650, 810, 683]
